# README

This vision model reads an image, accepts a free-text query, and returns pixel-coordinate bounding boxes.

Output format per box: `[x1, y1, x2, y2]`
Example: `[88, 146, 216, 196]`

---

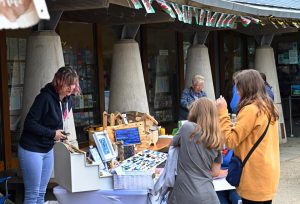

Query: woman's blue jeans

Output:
[18, 145, 54, 204]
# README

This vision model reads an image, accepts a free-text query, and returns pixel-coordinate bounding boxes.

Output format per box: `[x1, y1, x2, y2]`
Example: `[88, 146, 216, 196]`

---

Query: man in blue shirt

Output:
[179, 74, 207, 120]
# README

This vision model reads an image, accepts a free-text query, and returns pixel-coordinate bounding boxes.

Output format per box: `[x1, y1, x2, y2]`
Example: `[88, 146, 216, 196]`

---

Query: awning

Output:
[191, 0, 300, 19]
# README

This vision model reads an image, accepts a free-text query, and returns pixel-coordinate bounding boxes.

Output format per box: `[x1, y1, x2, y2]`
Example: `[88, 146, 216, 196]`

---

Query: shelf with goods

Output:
[63, 47, 99, 143]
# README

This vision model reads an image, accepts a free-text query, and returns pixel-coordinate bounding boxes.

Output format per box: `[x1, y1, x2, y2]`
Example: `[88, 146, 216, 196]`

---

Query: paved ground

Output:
[273, 137, 300, 204]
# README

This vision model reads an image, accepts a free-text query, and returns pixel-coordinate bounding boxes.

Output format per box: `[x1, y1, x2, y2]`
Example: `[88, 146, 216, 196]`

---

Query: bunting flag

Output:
[221, 14, 232, 27]
[182, 5, 188, 23]
[130, 0, 143, 9]
[141, 0, 155, 13]
[171, 2, 183, 21]
[227, 15, 238, 28]
[276, 19, 288, 28]
[206, 10, 211, 26]
[193, 7, 199, 25]
[210, 12, 220, 27]
[187, 6, 193, 24]
[240, 16, 251, 27]
[126, 0, 271, 28]
[156, 0, 176, 18]
[292, 21, 300, 28]
[216, 13, 225, 28]
[246, 16, 260, 24]
[199, 9, 206, 26]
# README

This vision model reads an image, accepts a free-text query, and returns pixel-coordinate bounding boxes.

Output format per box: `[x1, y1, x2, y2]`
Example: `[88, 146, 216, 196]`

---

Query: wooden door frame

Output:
[0, 30, 13, 170]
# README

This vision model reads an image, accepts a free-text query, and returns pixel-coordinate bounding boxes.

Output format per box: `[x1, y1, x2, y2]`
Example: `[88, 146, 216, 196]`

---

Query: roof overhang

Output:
[190, 0, 300, 19]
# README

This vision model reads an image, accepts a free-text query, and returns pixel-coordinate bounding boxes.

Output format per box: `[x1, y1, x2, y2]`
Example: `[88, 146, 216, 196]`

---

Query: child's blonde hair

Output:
[188, 98, 223, 150]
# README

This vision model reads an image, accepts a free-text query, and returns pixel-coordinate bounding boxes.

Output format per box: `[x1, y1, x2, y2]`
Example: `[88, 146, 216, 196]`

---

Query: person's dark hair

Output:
[260, 72, 271, 87]
[260, 72, 266, 82]
[235, 69, 278, 121]
[52, 66, 81, 95]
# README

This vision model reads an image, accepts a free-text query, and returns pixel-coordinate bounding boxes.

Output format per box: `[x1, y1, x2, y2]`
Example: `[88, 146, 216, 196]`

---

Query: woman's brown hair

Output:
[188, 98, 223, 150]
[52, 66, 81, 95]
[235, 69, 279, 121]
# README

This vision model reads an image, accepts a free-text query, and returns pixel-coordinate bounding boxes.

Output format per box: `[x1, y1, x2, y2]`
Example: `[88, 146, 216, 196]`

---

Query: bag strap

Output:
[242, 118, 271, 167]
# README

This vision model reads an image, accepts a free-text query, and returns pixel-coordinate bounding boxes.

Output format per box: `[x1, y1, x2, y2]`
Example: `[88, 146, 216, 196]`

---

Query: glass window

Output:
[146, 25, 178, 124]
[223, 32, 243, 101]
[59, 22, 99, 145]
[247, 37, 256, 69]
[6, 29, 31, 157]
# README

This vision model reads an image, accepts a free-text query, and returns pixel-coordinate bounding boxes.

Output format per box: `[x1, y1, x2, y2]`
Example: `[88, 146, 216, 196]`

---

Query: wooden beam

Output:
[46, 0, 109, 11]
[96, 24, 105, 121]
[0, 30, 12, 169]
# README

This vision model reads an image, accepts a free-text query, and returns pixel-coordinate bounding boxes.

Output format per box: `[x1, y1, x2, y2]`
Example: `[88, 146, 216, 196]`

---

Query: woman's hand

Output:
[54, 130, 67, 141]
[216, 96, 228, 112]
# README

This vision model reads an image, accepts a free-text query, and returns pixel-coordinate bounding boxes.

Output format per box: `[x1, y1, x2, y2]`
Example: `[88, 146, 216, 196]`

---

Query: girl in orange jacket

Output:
[216, 69, 280, 204]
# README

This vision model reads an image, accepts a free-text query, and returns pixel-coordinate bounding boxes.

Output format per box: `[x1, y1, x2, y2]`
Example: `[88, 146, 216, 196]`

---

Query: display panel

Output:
[291, 85, 300, 96]
[115, 127, 141, 146]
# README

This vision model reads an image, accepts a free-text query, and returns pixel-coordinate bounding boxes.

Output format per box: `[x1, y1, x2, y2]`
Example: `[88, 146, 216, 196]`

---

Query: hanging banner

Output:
[240, 16, 251, 27]
[171, 2, 183, 21]
[141, 0, 155, 13]
[0, 0, 49, 29]
[216, 13, 225, 28]
[199, 9, 206, 26]
[193, 7, 198, 25]
[210, 12, 220, 27]
[156, 0, 176, 18]
[206, 10, 211, 26]
[130, 0, 143, 9]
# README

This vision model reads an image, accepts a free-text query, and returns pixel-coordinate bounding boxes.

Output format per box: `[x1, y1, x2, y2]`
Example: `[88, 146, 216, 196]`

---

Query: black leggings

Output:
[242, 198, 272, 204]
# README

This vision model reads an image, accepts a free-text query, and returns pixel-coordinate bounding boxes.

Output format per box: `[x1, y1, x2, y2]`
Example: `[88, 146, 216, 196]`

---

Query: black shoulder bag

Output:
[226, 119, 271, 187]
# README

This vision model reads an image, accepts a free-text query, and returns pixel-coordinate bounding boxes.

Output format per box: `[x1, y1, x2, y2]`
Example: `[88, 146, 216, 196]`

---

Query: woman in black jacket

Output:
[18, 66, 81, 204]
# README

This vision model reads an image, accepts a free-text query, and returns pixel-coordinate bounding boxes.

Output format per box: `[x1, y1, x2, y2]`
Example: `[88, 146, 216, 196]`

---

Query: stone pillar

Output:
[109, 39, 149, 113]
[255, 45, 287, 143]
[20, 31, 78, 146]
[185, 44, 215, 100]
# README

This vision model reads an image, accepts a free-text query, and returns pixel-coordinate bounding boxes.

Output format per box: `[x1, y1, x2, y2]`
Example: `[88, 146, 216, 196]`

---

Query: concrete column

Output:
[255, 45, 287, 143]
[20, 31, 78, 146]
[185, 44, 215, 100]
[109, 39, 149, 113]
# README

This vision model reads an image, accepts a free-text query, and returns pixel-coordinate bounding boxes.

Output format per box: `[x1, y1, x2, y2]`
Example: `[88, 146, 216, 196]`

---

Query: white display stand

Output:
[53, 185, 154, 204]
[54, 142, 113, 193]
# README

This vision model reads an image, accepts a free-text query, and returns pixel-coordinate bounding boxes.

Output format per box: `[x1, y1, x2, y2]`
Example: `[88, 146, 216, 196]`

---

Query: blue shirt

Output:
[230, 84, 275, 114]
[179, 87, 207, 120]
